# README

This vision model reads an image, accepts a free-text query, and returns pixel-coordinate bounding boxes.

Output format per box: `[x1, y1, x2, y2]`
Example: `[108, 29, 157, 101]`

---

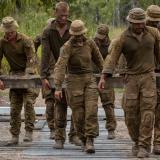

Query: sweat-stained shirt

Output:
[41, 19, 71, 79]
[0, 32, 37, 74]
[103, 26, 160, 75]
[54, 38, 104, 90]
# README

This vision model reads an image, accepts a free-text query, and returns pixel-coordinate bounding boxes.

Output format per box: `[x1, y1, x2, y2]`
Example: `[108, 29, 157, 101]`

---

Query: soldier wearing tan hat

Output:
[126, 8, 146, 23]
[126, 8, 146, 36]
[99, 8, 160, 158]
[54, 19, 103, 153]
[69, 20, 87, 35]
[0, 16, 39, 145]
[93, 24, 117, 140]
[146, 5, 160, 28]
[146, 5, 160, 155]
[95, 24, 109, 40]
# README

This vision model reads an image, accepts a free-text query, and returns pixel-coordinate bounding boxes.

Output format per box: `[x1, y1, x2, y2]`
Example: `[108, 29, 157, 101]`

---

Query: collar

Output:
[94, 37, 110, 47]
[50, 19, 71, 31]
[3, 32, 22, 42]
[125, 27, 148, 37]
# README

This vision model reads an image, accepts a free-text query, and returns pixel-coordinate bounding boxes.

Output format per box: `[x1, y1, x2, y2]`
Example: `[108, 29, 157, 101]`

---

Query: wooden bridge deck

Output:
[0, 108, 159, 160]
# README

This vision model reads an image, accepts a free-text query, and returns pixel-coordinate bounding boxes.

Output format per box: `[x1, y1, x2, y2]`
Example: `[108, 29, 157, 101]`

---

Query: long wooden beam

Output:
[0, 74, 124, 88]
[0, 73, 160, 89]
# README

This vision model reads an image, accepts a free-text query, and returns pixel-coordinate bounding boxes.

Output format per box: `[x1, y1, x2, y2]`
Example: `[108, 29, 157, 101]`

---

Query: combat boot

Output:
[137, 146, 149, 158]
[107, 130, 115, 139]
[50, 130, 55, 139]
[153, 145, 160, 155]
[7, 135, 19, 146]
[23, 131, 33, 142]
[85, 137, 95, 153]
[54, 140, 64, 149]
[69, 135, 82, 146]
[132, 143, 138, 156]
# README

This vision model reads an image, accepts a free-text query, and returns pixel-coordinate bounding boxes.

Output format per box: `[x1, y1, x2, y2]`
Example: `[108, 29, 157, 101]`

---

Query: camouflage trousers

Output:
[66, 74, 99, 142]
[42, 88, 75, 141]
[99, 82, 116, 131]
[153, 88, 160, 146]
[42, 88, 55, 131]
[9, 88, 39, 136]
[122, 72, 156, 149]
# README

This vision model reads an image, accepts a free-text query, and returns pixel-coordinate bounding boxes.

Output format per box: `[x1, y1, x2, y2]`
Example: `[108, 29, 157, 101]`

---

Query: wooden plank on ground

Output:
[34, 120, 46, 130]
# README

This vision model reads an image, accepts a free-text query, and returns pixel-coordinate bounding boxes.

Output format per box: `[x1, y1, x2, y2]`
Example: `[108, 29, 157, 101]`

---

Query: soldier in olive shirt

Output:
[0, 17, 39, 145]
[99, 8, 160, 158]
[34, 32, 56, 139]
[93, 24, 117, 139]
[41, 1, 81, 148]
[34, 29, 76, 142]
[54, 20, 103, 153]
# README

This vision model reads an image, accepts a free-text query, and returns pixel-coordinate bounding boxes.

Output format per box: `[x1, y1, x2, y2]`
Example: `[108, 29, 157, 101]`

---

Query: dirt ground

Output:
[0, 120, 129, 160]
[0, 89, 129, 160]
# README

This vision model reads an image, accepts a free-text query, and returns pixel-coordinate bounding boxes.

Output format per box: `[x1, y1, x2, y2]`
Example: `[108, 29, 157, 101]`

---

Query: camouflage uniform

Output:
[34, 34, 56, 136]
[93, 24, 116, 138]
[54, 20, 103, 153]
[0, 17, 39, 143]
[102, 8, 160, 158]
[41, 19, 78, 144]
[146, 5, 160, 154]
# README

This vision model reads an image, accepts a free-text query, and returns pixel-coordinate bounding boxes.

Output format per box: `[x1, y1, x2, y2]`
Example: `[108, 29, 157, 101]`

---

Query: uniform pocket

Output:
[142, 90, 156, 105]
[125, 94, 138, 111]
[68, 90, 84, 108]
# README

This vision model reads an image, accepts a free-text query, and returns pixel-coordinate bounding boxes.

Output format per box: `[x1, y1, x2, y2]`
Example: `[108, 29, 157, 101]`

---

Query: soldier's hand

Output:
[42, 79, 51, 89]
[98, 74, 106, 92]
[0, 80, 5, 90]
[55, 90, 63, 101]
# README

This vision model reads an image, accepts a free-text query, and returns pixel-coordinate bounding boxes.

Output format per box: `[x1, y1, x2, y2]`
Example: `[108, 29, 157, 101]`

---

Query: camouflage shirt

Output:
[54, 38, 104, 90]
[93, 37, 110, 73]
[0, 32, 37, 74]
[103, 26, 160, 75]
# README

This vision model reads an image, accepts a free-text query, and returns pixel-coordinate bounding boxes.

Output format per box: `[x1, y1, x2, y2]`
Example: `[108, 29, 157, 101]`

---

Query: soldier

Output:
[98, 8, 160, 158]
[146, 5, 160, 154]
[34, 28, 75, 141]
[34, 18, 56, 139]
[0, 17, 39, 144]
[93, 24, 117, 139]
[54, 20, 103, 153]
[41, 1, 81, 148]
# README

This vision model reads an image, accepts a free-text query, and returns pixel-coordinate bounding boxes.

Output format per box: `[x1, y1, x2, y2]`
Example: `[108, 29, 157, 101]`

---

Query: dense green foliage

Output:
[0, 0, 159, 37]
